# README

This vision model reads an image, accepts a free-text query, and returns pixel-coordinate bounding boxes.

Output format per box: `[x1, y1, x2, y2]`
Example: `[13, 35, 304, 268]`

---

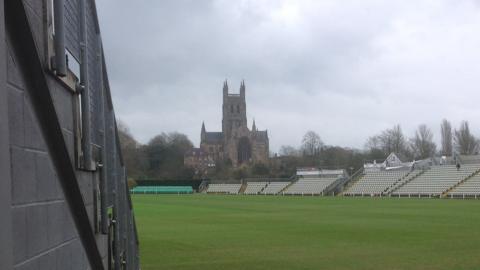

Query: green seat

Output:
[130, 186, 193, 194]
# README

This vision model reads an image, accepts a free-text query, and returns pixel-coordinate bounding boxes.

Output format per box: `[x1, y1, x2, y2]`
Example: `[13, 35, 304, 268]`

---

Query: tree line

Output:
[118, 122, 195, 180]
[275, 119, 479, 177]
[362, 120, 478, 160]
[118, 119, 480, 180]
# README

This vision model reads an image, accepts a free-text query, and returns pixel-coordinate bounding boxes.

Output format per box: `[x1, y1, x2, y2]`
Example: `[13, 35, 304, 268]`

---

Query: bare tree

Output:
[440, 119, 453, 156]
[117, 119, 133, 137]
[365, 135, 381, 151]
[117, 120, 144, 178]
[410, 124, 436, 159]
[365, 125, 410, 159]
[301, 131, 323, 156]
[364, 135, 387, 161]
[454, 121, 479, 155]
[379, 125, 408, 155]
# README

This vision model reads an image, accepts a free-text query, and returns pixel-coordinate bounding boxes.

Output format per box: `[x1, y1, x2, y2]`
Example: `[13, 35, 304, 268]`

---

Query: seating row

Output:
[393, 165, 479, 196]
[344, 171, 408, 196]
[283, 177, 338, 195]
[244, 182, 268, 194]
[447, 174, 480, 196]
[130, 186, 193, 194]
[206, 184, 242, 194]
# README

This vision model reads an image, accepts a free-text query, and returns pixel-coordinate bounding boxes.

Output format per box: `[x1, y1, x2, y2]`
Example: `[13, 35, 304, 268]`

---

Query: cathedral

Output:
[185, 81, 269, 172]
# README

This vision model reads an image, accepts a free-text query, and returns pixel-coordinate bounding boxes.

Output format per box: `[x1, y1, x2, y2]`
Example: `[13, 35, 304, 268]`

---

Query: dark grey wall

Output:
[0, 0, 13, 269]
[3, 1, 139, 269]
[6, 10, 90, 270]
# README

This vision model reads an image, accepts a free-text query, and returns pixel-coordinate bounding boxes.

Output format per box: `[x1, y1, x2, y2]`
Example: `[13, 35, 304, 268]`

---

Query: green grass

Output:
[133, 195, 480, 270]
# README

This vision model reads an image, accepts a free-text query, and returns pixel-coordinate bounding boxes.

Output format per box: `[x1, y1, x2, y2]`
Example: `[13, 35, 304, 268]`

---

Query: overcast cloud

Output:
[96, 0, 480, 153]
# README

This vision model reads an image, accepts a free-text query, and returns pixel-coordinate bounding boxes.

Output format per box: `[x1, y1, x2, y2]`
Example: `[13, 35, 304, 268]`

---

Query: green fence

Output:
[130, 186, 194, 194]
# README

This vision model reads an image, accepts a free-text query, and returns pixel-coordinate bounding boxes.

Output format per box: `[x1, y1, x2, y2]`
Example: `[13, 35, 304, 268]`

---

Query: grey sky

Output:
[96, 0, 480, 153]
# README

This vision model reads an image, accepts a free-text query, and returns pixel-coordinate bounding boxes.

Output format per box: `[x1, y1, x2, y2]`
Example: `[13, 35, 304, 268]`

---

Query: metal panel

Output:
[112, 129, 122, 269]
[86, 0, 101, 146]
[0, 0, 13, 268]
[53, 0, 67, 76]
[98, 41, 108, 234]
[79, 0, 92, 170]
[64, 0, 80, 59]
[106, 110, 116, 207]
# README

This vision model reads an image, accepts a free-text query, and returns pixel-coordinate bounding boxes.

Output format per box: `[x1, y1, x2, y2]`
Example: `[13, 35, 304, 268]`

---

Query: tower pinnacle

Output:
[201, 121, 206, 141]
[223, 80, 228, 91]
[240, 80, 245, 98]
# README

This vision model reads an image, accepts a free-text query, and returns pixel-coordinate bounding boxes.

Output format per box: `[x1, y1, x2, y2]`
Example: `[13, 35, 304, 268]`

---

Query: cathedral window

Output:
[237, 105, 240, 113]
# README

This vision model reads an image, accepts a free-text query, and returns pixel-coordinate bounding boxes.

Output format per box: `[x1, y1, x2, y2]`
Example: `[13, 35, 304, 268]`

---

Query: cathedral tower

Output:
[222, 80, 247, 139]
[186, 80, 269, 170]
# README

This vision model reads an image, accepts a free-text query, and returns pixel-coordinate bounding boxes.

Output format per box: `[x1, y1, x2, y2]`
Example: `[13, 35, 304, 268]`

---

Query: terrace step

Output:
[392, 165, 480, 197]
[339, 169, 365, 196]
[442, 168, 480, 198]
[386, 169, 427, 195]
[279, 180, 296, 194]
[239, 182, 248, 194]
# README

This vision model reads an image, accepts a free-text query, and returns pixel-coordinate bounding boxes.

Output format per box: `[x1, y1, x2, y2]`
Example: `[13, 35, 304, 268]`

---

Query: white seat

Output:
[344, 171, 408, 196]
[244, 182, 268, 194]
[284, 177, 338, 195]
[206, 184, 242, 194]
[263, 182, 290, 194]
[392, 165, 480, 196]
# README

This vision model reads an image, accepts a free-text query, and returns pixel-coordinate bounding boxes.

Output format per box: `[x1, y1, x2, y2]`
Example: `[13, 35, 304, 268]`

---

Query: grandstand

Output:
[131, 186, 193, 194]
[447, 173, 480, 198]
[130, 162, 480, 199]
[202, 181, 297, 195]
[284, 177, 339, 195]
[206, 183, 242, 194]
[244, 182, 268, 194]
[129, 164, 480, 198]
[262, 182, 291, 194]
[387, 170, 424, 194]
[458, 155, 480, 165]
[344, 170, 409, 196]
[392, 165, 480, 197]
